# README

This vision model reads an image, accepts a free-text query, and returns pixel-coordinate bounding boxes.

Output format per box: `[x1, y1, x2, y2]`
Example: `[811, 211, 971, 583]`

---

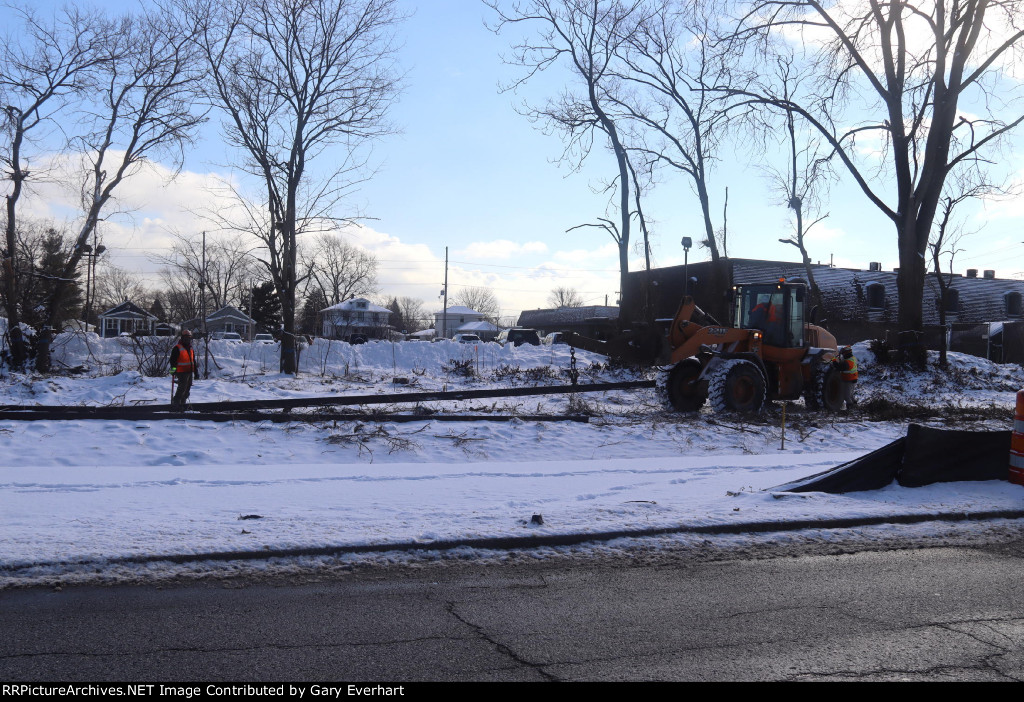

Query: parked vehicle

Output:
[211, 331, 244, 342]
[497, 328, 541, 347]
[253, 333, 276, 344]
[452, 333, 482, 344]
[542, 332, 567, 346]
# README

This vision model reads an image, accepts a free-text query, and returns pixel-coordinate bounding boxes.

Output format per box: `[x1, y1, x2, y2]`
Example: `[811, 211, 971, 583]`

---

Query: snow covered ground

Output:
[2, 333, 1023, 588]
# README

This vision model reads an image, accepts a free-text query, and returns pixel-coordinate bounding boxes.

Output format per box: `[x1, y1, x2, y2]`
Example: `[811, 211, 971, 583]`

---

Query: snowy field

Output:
[2, 332, 1024, 588]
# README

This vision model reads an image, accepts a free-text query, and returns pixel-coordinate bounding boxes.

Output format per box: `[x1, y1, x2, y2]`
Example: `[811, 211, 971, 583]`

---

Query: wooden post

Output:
[780, 402, 787, 450]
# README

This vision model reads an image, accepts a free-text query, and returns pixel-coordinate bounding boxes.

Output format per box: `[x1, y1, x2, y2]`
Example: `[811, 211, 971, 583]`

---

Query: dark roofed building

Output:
[517, 305, 619, 336]
[205, 306, 256, 338]
[623, 258, 1024, 363]
[98, 301, 158, 338]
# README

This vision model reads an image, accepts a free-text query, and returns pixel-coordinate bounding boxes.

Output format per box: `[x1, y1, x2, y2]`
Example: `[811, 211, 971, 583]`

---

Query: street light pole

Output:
[681, 237, 692, 298]
[82, 239, 106, 332]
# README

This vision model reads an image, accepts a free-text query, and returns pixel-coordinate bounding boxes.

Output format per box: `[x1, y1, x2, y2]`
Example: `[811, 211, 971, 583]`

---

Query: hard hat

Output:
[841, 346, 852, 357]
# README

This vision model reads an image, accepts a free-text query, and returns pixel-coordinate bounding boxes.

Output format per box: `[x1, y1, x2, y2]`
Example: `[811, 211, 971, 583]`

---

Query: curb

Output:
[4, 509, 1024, 575]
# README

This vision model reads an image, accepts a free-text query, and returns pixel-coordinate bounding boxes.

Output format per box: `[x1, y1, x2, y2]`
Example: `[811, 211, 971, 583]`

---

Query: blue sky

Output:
[10, 0, 1024, 320]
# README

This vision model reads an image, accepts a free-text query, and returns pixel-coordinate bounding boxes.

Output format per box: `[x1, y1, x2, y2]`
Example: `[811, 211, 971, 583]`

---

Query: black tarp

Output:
[771, 424, 1011, 494]
[771, 438, 906, 494]
[897, 424, 1010, 487]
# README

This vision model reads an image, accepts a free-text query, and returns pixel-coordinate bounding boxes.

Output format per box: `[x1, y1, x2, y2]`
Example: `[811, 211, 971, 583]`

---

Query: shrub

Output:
[129, 336, 178, 377]
[442, 358, 475, 378]
[492, 364, 521, 381]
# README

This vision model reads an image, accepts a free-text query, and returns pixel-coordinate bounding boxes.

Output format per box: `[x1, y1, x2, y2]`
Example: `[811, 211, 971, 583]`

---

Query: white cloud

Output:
[552, 242, 619, 262]
[8, 151, 621, 318]
[804, 222, 845, 243]
[457, 239, 548, 259]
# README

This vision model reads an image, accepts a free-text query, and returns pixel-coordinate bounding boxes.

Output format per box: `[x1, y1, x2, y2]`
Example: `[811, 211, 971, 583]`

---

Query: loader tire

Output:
[708, 359, 766, 413]
[667, 359, 706, 412]
[814, 363, 844, 412]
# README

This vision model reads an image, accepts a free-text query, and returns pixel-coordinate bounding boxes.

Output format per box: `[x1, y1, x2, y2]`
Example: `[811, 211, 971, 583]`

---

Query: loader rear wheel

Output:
[667, 360, 706, 412]
[708, 359, 766, 413]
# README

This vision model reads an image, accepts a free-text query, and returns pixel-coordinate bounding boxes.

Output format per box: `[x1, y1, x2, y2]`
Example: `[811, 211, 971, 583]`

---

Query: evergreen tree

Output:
[149, 298, 166, 322]
[300, 289, 328, 335]
[21, 228, 82, 329]
[386, 297, 404, 333]
[250, 282, 282, 333]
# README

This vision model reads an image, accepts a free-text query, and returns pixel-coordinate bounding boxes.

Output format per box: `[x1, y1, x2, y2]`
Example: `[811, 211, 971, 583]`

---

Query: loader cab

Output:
[733, 282, 805, 348]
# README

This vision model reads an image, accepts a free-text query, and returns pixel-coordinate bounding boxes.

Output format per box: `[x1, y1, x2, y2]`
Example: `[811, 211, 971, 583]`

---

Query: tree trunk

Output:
[695, 171, 720, 262]
[896, 220, 928, 368]
[4, 158, 29, 370]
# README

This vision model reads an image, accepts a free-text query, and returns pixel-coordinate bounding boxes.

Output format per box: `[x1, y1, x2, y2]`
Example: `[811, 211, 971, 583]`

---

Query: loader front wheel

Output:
[667, 360, 706, 412]
[815, 363, 844, 412]
[709, 359, 766, 413]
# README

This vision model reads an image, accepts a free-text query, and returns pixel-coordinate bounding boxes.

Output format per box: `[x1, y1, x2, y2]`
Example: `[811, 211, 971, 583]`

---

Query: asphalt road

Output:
[3, 539, 1024, 681]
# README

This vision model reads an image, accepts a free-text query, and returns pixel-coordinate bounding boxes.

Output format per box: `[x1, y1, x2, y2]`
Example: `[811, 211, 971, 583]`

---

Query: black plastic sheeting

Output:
[771, 424, 1011, 494]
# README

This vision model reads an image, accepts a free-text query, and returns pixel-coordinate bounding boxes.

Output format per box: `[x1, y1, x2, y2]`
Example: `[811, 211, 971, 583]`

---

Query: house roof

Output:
[322, 297, 391, 314]
[456, 320, 498, 332]
[205, 305, 255, 324]
[728, 258, 1024, 325]
[99, 301, 158, 321]
[436, 306, 482, 316]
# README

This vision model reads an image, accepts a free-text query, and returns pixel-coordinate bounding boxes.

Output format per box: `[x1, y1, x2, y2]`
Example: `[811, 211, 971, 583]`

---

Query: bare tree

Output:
[548, 286, 585, 307]
[156, 269, 201, 323]
[396, 296, 426, 333]
[43, 7, 206, 336]
[487, 0, 647, 319]
[93, 262, 149, 313]
[1, 4, 109, 367]
[299, 232, 379, 306]
[452, 286, 501, 323]
[153, 231, 260, 312]
[612, 0, 730, 261]
[184, 0, 403, 373]
[757, 55, 832, 308]
[928, 170, 1009, 367]
[724, 0, 1024, 364]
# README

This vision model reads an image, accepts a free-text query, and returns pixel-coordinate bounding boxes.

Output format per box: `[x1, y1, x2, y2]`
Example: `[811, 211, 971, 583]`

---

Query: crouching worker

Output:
[170, 329, 200, 410]
[833, 345, 858, 410]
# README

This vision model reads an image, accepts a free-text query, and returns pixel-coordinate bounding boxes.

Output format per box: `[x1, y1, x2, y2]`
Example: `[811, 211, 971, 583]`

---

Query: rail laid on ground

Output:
[0, 409, 593, 423]
[0, 380, 656, 422]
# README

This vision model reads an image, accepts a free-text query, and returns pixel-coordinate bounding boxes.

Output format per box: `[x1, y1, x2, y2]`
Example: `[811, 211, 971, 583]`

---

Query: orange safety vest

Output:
[172, 344, 196, 374]
[838, 356, 858, 382]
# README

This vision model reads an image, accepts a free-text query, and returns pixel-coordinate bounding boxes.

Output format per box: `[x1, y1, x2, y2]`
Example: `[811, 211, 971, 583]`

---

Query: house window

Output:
[1006, 291, 1022, 317]
[866, 283, 886, 310]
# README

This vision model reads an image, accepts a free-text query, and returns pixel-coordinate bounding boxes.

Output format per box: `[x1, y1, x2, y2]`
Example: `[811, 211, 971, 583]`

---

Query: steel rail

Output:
[0, 379, 656, 416]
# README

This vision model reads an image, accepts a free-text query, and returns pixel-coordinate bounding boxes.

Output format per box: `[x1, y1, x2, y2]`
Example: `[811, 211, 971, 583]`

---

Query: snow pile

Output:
[1, 336, 1023, 588]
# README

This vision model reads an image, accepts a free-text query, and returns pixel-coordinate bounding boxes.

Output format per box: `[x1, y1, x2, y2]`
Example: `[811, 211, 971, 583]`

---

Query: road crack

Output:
[444, 601, 558, 681]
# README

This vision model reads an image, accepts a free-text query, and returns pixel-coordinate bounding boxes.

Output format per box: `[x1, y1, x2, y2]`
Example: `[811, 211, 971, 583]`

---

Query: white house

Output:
[433, 306, 485, 338]
[321, 297, 392, 341]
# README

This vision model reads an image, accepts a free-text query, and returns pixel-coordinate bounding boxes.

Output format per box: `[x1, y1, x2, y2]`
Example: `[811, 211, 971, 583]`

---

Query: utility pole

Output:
[248, 280, 254, 341]
[442, 246, 449, 339]
[201, 231, 209, 378]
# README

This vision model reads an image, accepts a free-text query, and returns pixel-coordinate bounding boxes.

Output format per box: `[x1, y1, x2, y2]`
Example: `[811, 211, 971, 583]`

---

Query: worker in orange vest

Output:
[832, 346, 858, 410]
[750, 294, 784, 345]
[170, 329, 200, 410]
